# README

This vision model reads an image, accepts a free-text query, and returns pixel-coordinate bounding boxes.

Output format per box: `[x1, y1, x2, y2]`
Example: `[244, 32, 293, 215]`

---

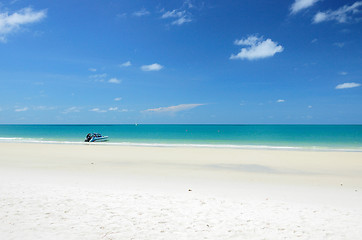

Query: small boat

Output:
[84, 133, 108, 142]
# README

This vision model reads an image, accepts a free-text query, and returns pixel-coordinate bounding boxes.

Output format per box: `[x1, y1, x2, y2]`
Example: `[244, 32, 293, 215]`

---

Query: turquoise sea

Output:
[0, 124, 362, 151]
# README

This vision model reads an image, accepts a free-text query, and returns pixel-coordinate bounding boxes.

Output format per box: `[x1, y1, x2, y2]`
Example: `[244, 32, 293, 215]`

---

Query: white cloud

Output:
[172, 16, 192, 25]
[108, 78, 121, 84]
[335, 82, 361, 89]
[161, 1, 194, 26]
[144, 103, 204, 113]
[114, 97, 122, 101]
[339, 71, 348, 75]
[230, 35, 284, 61]
[276, 99, 285, 103]
[233, 36, 259, 46]
[34, 106, 56, 111]
[90, 73, 106, 78]
[162, 10, 185, 19]
[90, 73, 107, 82]
[108, 107, 118, 111]
[313, 13, 327, 23]
[14, 107, 28, 112]
[183, 0, 194, 9]
[91, 74, 122, 84]
[0, 7, 47, 42]
[88, 68, 97, 72]
[90, 73, 107, 78]
[290, 0, 320, 14]
[117, 13, 127, 18]
[334, 42, 345, 48]
[120, 61, 131, 67]
[133, 8, 150, 17]
[62, 106, 81, 114]
[10, 0, 20, 4]
[308, 105, 313, 109]
[90, 108, 107, 113]
[162, 9, 192, 25]
[313, 2, 362, 23]
[141, 63, 163, 71]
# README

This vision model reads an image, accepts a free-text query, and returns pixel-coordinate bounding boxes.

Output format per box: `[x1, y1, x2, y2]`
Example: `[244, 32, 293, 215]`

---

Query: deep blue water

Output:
[0, 124, 362, 150]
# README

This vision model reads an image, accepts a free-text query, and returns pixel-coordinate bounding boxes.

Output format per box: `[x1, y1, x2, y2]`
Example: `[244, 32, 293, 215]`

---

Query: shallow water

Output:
[0, 124, 361, 151]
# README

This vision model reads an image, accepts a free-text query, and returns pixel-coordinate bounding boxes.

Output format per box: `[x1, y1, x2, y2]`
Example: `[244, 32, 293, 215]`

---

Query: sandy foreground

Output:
[0, 143, 362, 240]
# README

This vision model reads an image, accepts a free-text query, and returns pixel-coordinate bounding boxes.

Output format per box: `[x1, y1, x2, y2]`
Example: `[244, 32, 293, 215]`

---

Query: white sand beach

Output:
[1, 143, 362, 239]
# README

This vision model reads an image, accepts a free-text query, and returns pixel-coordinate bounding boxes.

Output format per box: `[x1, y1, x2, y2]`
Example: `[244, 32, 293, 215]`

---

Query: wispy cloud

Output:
[290, 0, 320, 14]
[116, 13, 127, 19]
[88, 68, 97, 72]
[183, 0, 195, 9]
[172, 16, 192, 25]
[144, 103, 204, 113]
[89, 107, 126, 112]
[120, 61, 131, 67]
[141, 63, 163, 71]
[162, 10, 186, 19]
[10, 0, 20, 4]
[14, 107, 28, 112]
[34, 106, 56, 111]
[335, 82, 361, 89]
[162, 9, 192, 25]
[90, 74, 120, 84]
[90, 73, 107, 82]
[161, 1, 195, 26]
[133, 8, 150, 17]
[230, 35, 283, 61]
[313, 2, 362, 24]
[90, 108, 107, 113]
[90, 73, 107, 78]
[62, 106, 81, 114]
[333, 42, 345, 48]
[114, 97, 122, 101]
[276, 99, 285, 103]
[339, 71, 348, 75]
[108, 78, 121, 84]
[0, 7, 47, 42]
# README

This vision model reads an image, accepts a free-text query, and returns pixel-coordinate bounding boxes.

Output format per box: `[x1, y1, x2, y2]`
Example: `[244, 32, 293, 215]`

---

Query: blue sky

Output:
[0, 0, 361, 124]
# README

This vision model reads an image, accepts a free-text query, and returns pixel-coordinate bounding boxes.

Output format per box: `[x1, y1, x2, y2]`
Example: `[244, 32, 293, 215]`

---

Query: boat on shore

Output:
[84, 133, 108, 142]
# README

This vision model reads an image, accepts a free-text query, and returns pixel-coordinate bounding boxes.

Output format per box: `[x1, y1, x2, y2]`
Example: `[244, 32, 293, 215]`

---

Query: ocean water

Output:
[0, 124, 361, 151]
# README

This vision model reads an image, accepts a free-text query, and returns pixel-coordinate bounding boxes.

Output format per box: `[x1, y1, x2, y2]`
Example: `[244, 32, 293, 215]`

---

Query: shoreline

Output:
[1, 138, 361, 152]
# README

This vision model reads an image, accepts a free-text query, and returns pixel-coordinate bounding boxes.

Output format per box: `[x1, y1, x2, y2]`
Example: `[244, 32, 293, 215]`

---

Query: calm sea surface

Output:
[0, 124, 361, 151]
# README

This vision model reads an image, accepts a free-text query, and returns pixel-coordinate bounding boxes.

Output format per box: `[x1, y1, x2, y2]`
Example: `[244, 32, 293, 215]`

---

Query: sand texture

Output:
[1, 143, 362, 239]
